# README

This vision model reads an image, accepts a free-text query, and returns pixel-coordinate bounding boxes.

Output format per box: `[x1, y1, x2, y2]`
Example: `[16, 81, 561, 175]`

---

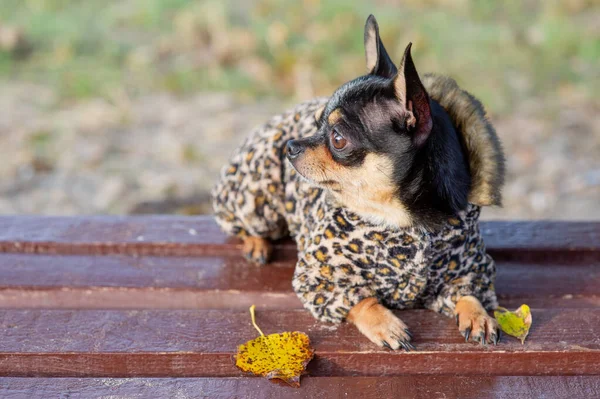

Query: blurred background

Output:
[0, 0, 598, 220]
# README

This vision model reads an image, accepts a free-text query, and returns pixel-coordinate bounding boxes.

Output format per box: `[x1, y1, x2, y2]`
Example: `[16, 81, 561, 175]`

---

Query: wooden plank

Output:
[0, 288, 302, 310]
[0, 254, 598, 309]
[2, 376, 600, 399]
[1, 309, 599, 377]
[0, 216, 598, 256]
[2, 287, 595, 310]
[0, 216, 240, 257]
[480, 221, 600, 252]
[0, 253, 298, 309]
[495, 260, 600, 299]
[0, 254, 295, 290]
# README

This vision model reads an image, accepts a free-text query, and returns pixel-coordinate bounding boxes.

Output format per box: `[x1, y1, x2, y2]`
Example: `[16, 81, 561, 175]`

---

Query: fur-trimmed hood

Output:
[423, 74, 505, 207]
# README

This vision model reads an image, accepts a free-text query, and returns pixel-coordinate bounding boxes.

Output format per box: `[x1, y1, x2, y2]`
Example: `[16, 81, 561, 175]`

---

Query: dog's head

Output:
[286, 15, 471, 229]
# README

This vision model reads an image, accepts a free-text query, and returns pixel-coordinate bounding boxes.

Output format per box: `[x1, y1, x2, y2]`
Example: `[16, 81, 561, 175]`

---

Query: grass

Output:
[0, 0, 598, 114]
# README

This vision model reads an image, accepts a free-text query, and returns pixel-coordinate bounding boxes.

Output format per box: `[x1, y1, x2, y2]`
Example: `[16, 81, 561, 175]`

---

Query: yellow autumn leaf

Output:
[235, 305, 314, 388]
[494, 304, 532, 344]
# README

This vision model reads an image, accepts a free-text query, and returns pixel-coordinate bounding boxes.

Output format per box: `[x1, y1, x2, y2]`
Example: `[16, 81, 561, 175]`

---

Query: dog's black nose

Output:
[286, 140, 304, 159]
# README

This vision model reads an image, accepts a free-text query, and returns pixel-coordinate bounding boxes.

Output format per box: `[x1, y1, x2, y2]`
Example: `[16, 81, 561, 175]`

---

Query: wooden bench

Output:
[0, 216, 599, 398]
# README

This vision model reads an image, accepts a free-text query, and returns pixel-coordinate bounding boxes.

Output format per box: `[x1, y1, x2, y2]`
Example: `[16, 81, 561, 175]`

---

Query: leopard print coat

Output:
[212, 74, 504, 324]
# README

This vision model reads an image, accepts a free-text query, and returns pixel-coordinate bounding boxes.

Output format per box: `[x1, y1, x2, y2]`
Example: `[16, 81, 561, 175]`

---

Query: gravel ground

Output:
[1, 80, 598, 221]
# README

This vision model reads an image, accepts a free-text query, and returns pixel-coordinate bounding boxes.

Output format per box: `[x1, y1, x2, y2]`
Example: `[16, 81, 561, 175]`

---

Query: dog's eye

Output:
[330, 129, 347, 150]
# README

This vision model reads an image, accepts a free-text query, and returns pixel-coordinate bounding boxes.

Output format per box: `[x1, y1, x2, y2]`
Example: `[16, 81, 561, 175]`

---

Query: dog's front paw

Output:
[242, 236, 272, 265]
[348, 297, 415, 351]
[455, 295, 500, 345]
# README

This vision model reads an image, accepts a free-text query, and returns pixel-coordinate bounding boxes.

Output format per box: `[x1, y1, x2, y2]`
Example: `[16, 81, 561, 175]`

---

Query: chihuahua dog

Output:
[212, 15, 504, 349]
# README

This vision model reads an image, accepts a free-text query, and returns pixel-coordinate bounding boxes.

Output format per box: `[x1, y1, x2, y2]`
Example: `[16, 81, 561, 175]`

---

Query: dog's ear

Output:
[393, 43, 432, 146]
[364, 15, 397, 78]
[314, 105, 325, 123]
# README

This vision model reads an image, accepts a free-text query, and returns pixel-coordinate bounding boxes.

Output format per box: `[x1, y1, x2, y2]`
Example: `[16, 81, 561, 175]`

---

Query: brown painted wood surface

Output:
[0, 216, 599, 395]
[2, 376, 600, 399]
[1, 216, 598, 256]
[0, 253, 598, 309]
[1, 308, 600, 377]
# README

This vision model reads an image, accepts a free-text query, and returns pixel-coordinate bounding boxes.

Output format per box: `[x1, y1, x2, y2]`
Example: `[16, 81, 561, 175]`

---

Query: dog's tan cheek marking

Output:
[292, 144, 336, 182]
[357, 154, 395, 200]
[330, 153, 413, 227]
[295, 147, 413, 227]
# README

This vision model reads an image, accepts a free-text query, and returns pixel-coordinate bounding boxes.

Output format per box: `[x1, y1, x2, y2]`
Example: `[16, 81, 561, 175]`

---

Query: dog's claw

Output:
[404, 328, 413, 339]
[455, 314, 459, 326]
[348, 299, 413, 351]
[398, 341, 412, 352]
[490, 332, 498, 346]
[464, 327, 471, 342]
[455, 296, 499, 346]
[479, 333, 486, 346]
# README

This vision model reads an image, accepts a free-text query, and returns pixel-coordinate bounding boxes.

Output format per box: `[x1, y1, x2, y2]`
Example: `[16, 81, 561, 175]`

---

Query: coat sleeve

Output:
[290, 207, 380, 324]
[423, 205, 498, 317]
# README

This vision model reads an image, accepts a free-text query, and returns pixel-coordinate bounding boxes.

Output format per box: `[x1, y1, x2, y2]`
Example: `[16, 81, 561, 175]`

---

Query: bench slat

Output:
[1, 217, 598, 390]
[0, 216, 232, 257]
[0, 253, 597, 309]
[2, 288, 596, 310]
[1, 309, 599, 377]
[0, 216, 598, 256]
[2, 376, 599, 398]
